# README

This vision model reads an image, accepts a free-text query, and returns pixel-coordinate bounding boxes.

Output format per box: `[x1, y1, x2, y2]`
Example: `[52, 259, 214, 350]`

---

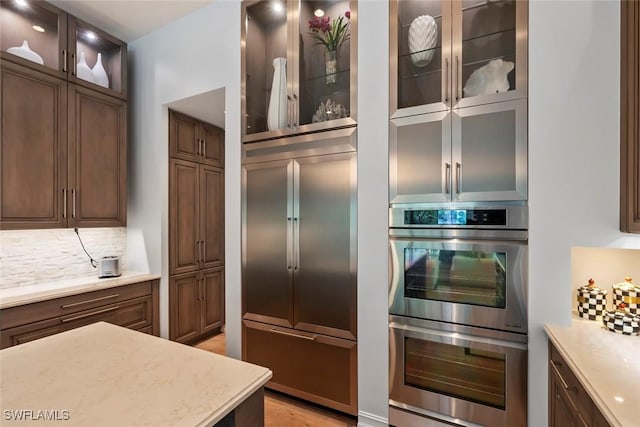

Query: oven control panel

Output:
[404, 209, 507, 226]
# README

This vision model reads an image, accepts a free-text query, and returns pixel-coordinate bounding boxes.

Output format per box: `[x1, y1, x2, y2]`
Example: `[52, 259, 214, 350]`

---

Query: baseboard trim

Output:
[358, 411, 388, 427]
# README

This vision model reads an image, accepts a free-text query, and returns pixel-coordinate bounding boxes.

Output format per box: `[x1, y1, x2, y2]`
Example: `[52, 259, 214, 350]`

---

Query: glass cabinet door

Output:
[390, 112, 452, 204]
[453, 0, 527, 108]
[0, 0, 67, 76]
[391, 0, 451, 118]
[68, 17, 127, 99]
[242, 0, 357, 143]
[294, 0, 356, 132]
[451, 99, 527, 202]
[242, 0, 293, 141]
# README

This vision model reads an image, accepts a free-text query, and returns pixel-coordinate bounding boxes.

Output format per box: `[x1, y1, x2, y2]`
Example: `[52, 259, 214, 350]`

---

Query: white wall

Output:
[126, 0, 640, 425]
[529, 1, 640, 425]
[127, 1, 242, 356]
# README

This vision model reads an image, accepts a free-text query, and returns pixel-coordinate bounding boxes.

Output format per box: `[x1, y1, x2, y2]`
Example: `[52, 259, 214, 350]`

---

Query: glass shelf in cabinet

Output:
[462, 27, 516, 45]
[461, 0, 514, 13]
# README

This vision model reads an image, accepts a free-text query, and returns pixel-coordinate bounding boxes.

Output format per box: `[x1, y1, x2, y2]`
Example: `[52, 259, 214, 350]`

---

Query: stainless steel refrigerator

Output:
[241, 127, 357, 415]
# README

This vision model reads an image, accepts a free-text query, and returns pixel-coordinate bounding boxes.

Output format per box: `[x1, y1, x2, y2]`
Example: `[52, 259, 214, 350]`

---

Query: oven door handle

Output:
[389, 321, 528, 351]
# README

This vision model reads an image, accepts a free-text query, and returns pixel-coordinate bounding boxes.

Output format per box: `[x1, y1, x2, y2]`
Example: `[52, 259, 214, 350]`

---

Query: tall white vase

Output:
[267, 57, 287, 131]
[91, 52, 109, 88]
[408, 15, 438, 67]
[76, 51, 95, 83]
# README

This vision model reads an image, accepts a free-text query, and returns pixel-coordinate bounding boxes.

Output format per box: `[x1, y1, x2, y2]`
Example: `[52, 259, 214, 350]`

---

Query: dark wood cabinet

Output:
[1, 60, 127, 230]
[0, 279, 159, 349]
[548, 341, 611, 427]
[68, 84, 126, 227]
[621, 0, 640, 233]
[169, 110, 225, 344]
[169, 110, 224, 167]
[169, 267, 224, 344]
[1, 60, 67, 229]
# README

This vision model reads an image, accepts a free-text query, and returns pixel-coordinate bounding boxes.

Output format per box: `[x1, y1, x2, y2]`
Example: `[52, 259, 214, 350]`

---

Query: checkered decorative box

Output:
[603, 308, 640, 336]
[577, 279, 607, 321]
[612, 277, 640, 315]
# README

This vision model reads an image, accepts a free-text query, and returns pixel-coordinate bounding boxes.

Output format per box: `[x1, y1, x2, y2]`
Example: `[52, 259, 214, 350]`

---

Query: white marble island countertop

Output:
[0, 322, 272, 426]
[0, 273, 160, 309]
[545, 316, 640, 427]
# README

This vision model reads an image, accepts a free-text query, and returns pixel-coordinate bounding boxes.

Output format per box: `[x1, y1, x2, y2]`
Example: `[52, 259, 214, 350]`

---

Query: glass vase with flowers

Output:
[308, 10, 351, 85]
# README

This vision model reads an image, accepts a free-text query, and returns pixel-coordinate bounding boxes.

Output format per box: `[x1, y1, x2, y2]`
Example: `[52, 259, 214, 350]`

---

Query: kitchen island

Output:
[0, 322, 272, 426]
[545, 316, 640, 427]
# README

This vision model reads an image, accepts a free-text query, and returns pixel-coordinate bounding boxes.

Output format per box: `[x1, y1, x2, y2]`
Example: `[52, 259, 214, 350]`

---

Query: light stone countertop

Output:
[0, 322, 272, 426]
[0, 272, 160, 309]
[544, 316, 640, 427]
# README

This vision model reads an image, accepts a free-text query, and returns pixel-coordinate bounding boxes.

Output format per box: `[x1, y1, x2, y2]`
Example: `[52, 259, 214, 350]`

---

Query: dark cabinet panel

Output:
[201, 267, 224, 334]
[1, 61, 67, 229]
[201, 165, 224, 269]
[243, 320, 357, 416]
[68, 84, 126, 227]
[169, 110, 200, 163]
[169, 272, 201, 344]
[201, 122, 224, 167]
[169, 159, 200, 275]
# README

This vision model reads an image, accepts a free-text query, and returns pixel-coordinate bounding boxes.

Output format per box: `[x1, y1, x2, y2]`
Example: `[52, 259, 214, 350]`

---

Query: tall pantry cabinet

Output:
[241, 0, 358, 416]
[168, 110, 225, 344]
[1, 1, 127, 230]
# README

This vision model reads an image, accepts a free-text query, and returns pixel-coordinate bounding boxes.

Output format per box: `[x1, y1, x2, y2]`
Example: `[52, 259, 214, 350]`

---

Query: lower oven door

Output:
[389, 229, 527, 333]
[389, 316, 527, 427]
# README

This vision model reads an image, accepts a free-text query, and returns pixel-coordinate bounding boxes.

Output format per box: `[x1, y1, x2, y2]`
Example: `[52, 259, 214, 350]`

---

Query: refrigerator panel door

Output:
[243, 160, 294, 327]
[293, 152, 356, 340]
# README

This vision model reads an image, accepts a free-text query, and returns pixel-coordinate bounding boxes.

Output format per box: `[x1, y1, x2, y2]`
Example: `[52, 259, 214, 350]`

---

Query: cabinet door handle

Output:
[72, 52, 77, 76]
[62, 188, 67, 218]
[72, 189, 76, 218]
[445, 163, 451, 194]
[287, 95, 293, 131]
[294, 217, 300, 271]
[293, 93, 298, 130]
[444, 58, 450, 103]
[270, 328, 316, 341]
[61, 293, 119, 309]
[202, 138, 206, 158]
[60, 305, 119, 323]
[195, 240, 200, 264]
[455, 55, 460, 101]
[550, 360, 570, 390]
[455, 162, 461, 194]
[286, 217, 292, 270]
[62, 49, 68, 72]
[200, 277, 205, 302]
[200, 240, 204, 266]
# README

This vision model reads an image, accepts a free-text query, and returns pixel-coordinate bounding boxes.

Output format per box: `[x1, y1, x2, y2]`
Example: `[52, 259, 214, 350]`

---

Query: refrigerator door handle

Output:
[294, 217, 299, 270]
[287, 217, 293, 270]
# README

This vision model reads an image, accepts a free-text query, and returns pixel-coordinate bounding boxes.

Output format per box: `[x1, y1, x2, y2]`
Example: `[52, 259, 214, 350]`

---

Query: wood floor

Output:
[195, 333, 358, 427]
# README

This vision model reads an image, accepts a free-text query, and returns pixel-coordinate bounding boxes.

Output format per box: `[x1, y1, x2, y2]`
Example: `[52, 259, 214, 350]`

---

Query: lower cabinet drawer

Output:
[242, 319, 357, 416]
[1, 296, 153, 348]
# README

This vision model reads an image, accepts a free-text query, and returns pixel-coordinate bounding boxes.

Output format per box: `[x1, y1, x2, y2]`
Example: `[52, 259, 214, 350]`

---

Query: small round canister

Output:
[577, 278, 608, 321]
[612, 276, 640, 315]
[603, 303, 640, 336]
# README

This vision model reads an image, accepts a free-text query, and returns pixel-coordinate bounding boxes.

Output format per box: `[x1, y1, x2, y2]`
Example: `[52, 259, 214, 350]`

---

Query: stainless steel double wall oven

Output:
[389, 205, 528, 426]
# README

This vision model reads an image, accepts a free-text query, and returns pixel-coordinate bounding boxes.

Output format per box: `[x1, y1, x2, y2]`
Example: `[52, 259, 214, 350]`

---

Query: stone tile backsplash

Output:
[0, 228, 127, 289]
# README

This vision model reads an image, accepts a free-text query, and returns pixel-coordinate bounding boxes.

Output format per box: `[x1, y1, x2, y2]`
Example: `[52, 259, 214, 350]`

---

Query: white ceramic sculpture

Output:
[76, 51, 95, 84]
[7, 40, 44, 65]
[408, 15, 437, 67]
[267, 57, 287, 131]
[463, 59, 514, 97]
[91, 52, 109, 88]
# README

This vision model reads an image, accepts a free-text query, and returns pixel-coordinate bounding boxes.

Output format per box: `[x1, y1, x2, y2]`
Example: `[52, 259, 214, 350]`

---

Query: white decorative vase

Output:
[463, 59, 514, 97]
[91, 52, 109, 88]
[267, 57, 287, 131]
[76, 51, 95, 84]
[408, 15, 438, 67]
[7, 40, 44, 65]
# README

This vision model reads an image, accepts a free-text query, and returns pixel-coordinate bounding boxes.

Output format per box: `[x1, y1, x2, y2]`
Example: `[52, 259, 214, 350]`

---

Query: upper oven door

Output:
[389, 229, 527, 333]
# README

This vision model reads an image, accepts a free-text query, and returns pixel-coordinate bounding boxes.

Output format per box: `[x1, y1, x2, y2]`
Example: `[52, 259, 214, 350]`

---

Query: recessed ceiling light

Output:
[272, 1, 283, 14]
[32, 25, 45, 33]
[614, 396, 624, 403]
[86, 31, 97, 41]
[314, 9, 325, 17]
[15, 0, 27, 7]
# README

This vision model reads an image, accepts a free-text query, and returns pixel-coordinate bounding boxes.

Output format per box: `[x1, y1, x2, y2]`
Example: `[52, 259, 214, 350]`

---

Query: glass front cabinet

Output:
[390, 0, 527, 118]
[1, 0, 127, 99]
[242, 0, 357, 143]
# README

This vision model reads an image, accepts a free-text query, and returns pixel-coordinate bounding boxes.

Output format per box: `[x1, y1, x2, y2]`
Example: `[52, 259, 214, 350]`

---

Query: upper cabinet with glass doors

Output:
[390, 0, 527, 118]
[1, 0, 127, 99]
[242, 0, 357, 143]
